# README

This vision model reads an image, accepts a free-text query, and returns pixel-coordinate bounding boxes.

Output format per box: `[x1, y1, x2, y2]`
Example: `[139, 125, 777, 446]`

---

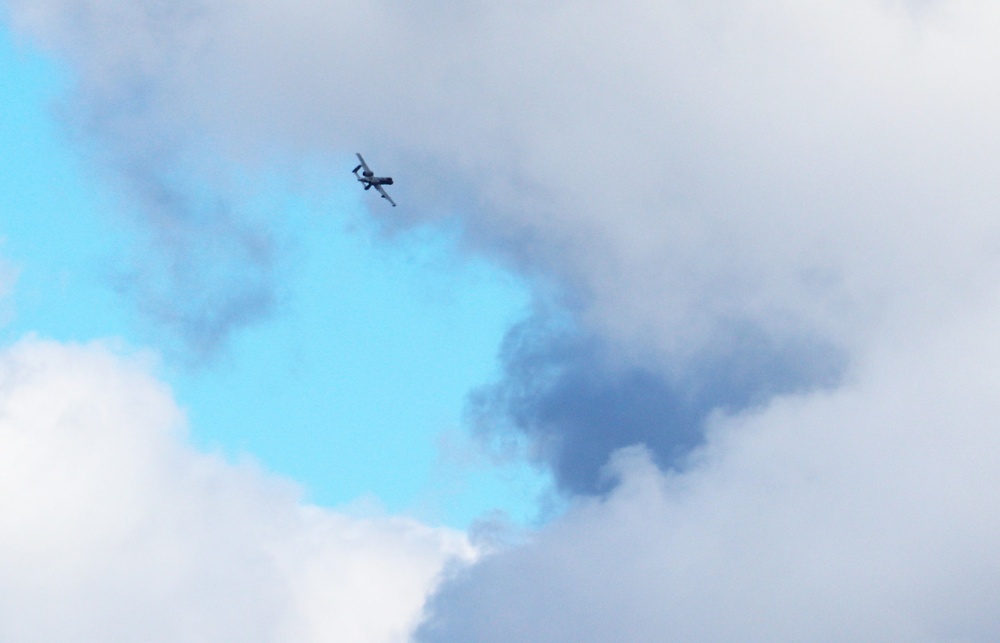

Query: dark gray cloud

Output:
[471, 312, 843, 494]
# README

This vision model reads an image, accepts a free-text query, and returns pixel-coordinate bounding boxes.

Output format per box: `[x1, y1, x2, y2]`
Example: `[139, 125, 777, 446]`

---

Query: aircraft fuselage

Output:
[359, 176, 393, 186]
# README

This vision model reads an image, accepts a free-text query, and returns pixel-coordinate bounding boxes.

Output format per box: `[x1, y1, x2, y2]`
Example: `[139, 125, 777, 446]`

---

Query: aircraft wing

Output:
[373, 183, 397, 207]
[354, 153, 371, 175]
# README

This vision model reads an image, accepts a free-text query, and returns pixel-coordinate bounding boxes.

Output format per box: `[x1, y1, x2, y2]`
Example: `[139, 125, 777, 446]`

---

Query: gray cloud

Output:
[420, 300, 1000, 641]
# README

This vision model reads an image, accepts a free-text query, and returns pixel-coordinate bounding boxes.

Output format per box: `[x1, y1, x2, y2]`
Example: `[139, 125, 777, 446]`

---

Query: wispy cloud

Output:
[108, 166, 277, 360]
[6, 0, 277, 357]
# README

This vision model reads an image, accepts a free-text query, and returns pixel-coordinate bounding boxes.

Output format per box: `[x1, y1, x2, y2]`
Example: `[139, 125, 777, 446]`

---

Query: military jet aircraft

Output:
[352, 153, 396, 207]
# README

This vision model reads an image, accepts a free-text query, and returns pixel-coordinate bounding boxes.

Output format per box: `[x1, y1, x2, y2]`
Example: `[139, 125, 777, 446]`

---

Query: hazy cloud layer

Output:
[0, 338, 470, 642]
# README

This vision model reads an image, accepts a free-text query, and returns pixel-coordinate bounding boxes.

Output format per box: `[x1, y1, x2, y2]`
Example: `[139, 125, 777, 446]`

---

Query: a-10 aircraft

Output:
[352, 153, 396, 207]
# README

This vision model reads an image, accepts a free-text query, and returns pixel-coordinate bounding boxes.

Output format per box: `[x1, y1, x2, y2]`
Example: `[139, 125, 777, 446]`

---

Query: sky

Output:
[5, 0, 1000, 641]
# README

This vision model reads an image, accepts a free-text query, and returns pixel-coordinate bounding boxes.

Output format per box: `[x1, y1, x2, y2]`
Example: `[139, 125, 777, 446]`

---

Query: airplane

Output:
[352, 153, 396, 207]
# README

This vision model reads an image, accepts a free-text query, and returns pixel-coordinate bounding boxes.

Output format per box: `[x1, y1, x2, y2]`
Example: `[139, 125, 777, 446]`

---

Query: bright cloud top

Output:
[0, 338, 471, 642]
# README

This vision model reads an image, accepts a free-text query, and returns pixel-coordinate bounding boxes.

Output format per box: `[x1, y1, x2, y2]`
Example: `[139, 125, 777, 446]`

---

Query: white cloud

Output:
[0, 337, 471, 642]
[420, 296, 1000, 641]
